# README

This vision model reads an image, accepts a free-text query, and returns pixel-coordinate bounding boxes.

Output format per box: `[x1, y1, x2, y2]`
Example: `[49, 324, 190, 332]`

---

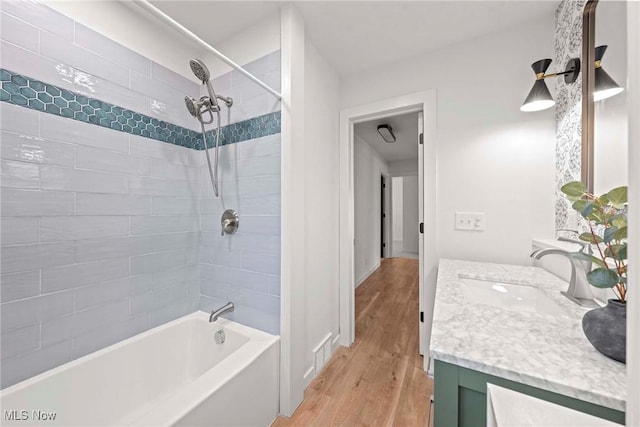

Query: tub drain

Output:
[215, 330, 225, 344]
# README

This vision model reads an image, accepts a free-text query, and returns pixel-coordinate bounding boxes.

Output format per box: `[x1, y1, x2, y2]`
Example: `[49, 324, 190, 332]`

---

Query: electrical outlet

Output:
[455, 212, 485, 231]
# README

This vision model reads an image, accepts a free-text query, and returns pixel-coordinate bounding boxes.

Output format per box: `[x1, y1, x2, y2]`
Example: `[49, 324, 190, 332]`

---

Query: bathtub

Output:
[1, 312, 280, 426]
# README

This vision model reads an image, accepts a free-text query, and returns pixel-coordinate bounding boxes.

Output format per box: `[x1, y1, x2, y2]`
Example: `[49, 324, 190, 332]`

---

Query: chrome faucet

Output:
[209, 302, 234, 322]
[531, 240, 598, 308]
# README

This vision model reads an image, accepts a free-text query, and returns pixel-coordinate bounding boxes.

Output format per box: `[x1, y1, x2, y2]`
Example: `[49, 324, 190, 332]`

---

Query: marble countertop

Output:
[429, 259, 626, 412]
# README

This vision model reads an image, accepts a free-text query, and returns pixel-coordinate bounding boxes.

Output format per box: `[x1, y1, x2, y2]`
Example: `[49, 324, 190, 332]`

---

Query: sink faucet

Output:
[531, 241, 598, 308]
[209, 302, 234, 322]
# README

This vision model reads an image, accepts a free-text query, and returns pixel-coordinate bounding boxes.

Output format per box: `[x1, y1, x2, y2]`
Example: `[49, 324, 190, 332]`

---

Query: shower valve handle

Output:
[221, 210, 239, 236]
[221, 219, 235, 236]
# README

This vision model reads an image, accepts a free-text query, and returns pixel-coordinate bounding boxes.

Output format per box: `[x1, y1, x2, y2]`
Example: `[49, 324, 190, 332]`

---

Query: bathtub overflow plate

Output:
[214, 330, 225, 344]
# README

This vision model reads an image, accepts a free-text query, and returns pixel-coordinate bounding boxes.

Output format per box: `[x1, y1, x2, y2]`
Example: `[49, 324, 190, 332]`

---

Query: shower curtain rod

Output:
[135, 0, 283, 101]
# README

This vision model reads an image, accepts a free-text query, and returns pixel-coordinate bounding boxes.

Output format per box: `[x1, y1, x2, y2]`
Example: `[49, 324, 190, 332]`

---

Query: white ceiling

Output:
[148, 1, 283, 46]
[354, 112, 419, 162]
[296, 1, 559, 76]
[149, 1, 559, 77]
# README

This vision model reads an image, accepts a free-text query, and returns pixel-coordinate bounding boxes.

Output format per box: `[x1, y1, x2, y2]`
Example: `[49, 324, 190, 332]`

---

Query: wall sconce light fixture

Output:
[594, 45, 624, 102]
[520, 57, 581, 112]
[377, 124, 396, 143]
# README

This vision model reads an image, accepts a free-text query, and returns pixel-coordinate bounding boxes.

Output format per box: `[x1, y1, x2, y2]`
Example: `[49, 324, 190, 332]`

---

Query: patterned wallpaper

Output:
[555, 0, 587, 234]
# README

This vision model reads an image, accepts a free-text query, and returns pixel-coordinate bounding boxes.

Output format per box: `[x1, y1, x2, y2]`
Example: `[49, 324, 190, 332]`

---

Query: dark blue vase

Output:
[582, 299, 626, 363]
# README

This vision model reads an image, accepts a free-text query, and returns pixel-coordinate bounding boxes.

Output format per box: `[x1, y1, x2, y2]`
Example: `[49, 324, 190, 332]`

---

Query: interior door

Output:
[381, 175, 386, 258]
[418, 111, 425, 356]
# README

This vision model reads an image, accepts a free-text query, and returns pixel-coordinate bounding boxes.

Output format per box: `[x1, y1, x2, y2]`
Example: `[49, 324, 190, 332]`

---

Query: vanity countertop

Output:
[429, 259, 626, 412]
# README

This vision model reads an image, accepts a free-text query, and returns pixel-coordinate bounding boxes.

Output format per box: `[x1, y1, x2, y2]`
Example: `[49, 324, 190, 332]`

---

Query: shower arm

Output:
[216, 95, 233, 108]
[134, 0, 282, 102]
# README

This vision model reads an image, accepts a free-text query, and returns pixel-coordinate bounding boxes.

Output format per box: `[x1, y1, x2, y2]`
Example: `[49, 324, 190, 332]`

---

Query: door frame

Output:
[338, 90, 437, 365]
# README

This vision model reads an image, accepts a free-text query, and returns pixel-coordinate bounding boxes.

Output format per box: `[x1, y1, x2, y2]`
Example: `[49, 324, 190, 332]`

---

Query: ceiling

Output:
[354, 112, 419, 162]
[148, 1, 560, 77]
[148, 1, 283, 46]
[296, 1, 559, 76]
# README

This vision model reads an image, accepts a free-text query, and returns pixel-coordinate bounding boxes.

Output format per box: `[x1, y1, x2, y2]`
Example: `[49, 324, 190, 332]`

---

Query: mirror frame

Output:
[582, 0, 599, 194]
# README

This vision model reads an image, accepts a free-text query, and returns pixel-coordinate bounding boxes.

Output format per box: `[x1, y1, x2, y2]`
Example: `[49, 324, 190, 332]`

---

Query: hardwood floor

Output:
[273, 258, 433, 427]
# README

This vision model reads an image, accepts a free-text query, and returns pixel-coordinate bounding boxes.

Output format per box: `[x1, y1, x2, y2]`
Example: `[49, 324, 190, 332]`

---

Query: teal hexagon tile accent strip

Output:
[1, 68, 280, 150]
[1, 68, 202, 149]
[200, 111, 281, 150]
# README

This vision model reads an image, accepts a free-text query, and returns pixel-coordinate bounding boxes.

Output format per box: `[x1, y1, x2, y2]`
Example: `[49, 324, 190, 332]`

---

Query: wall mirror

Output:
[583, 0, 628, 195]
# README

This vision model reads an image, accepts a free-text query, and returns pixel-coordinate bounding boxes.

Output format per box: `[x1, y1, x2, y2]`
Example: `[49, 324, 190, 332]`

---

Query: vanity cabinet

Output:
[433, 360, 625, 427]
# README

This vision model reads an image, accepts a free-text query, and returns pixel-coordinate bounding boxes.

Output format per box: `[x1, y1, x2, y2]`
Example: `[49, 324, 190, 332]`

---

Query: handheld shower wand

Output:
[189, 59, 233, 111]
[184, 59, 233, 198]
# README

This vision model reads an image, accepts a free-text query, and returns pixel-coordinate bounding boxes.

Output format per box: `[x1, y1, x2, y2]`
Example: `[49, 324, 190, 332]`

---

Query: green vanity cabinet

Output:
[433, 360, 625, 427]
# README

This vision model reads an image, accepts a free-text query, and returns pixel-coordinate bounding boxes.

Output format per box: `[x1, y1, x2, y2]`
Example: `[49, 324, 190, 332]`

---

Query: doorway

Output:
[341, 90, 437, 369]
[391, 176, 419, 260]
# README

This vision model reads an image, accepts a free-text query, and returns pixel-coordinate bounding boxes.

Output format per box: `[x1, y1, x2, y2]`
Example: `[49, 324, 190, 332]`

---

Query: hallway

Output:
[273, 258, 432, 426]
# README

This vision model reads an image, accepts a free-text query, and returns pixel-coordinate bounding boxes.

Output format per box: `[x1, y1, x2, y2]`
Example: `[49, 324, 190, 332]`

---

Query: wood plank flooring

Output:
[273, 258, 433, 427]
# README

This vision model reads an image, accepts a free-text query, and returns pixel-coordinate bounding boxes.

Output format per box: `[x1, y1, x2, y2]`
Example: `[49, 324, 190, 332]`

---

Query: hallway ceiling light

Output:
[377, 124, 396, 143]
[520, 57, 580, 112]
[594, 45, 624, 102]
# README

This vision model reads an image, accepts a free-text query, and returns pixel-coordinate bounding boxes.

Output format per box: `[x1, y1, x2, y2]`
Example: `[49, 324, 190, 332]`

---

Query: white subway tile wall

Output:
[0, 0, 281, 388]
[0, 2, 200, 132]
[197, 133, 281, 336]
[0, 104, 201, 388]
[205, 50, 281, 127]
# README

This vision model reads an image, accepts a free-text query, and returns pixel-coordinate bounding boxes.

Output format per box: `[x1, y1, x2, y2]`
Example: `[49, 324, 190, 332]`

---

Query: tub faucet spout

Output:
[209, 302, 234, 322]
[530, 245, 598, 308]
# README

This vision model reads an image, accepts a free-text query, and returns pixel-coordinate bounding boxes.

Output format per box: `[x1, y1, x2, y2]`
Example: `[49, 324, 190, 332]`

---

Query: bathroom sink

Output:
[458, 277, 567, 317]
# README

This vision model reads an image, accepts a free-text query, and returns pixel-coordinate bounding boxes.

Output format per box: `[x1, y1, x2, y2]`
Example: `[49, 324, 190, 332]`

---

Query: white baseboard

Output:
[302, 332, 339, 391]
[302, 366, 315, 390]
[331, 334, 341, 352]
[355, 263, 379, 288]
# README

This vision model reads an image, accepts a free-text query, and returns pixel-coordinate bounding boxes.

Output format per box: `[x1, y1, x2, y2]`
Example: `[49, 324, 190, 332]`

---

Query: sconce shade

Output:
[521, 58, 555, 112]
[531, 58, 553, 75]
[521, 79, 555, 112]
[377, 124, 396, 143]
[594, 45, 624, 101]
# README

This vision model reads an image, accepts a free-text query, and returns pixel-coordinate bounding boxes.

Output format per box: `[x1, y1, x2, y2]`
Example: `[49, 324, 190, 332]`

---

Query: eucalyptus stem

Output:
[589, 223, 608, 269]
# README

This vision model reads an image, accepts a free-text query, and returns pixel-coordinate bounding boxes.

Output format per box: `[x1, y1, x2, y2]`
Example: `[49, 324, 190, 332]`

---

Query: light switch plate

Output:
[455, 212, 485, 231]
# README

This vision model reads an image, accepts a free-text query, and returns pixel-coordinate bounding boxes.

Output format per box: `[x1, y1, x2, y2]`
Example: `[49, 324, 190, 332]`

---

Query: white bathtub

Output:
[0, 312, 280, 426]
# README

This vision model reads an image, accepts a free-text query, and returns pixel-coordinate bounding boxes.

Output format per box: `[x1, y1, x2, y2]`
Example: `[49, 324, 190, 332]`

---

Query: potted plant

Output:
[561, 181, 627, 363]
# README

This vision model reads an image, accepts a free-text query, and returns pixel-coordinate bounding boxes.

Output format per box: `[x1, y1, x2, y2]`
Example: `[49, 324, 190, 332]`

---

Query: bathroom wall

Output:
[45, 2, 280, 84]
[198, 51, 282, 335]
[301, 37, 340, 386]
[389, 158, 418, 177]
[354, 135, 389, 285]
[42, 0, 207, 81]
[208, 12, 281, 78]
[0, 1, 203, 388]
[205, 52, 281, 129]
[341, 17, 557, 266]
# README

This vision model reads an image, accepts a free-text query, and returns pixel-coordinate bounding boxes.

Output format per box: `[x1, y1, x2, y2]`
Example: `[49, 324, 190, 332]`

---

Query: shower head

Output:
[189, 59, 210, 83]
[184, 96, 198, 118]
[189, 58, 219, 108]
[184, 95, 214, 125]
